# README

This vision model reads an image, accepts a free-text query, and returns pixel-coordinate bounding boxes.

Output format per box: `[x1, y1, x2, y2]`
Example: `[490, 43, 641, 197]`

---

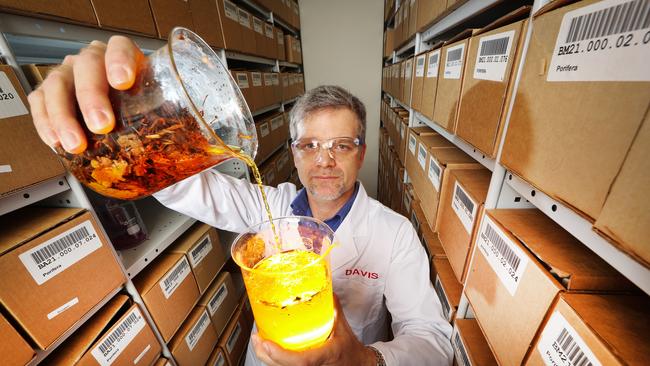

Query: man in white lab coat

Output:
[28, 37, 453, 366]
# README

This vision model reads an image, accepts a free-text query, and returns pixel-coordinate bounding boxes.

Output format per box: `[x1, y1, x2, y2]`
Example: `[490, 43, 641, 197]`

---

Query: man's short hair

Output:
[289, 85, 366, 142]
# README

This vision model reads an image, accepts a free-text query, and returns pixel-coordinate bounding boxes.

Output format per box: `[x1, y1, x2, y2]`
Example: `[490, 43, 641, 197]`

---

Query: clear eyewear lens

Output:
[293, 138, 360, 159]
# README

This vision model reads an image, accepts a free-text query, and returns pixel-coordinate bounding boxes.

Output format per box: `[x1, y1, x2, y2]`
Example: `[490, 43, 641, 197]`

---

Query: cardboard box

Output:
[148, 0, 194, 39]
[276, 27, 286, 61]
[264, 22, 277, 59]
[252, 16, 266, 57]
[275, 148, 293, 182]
[254, 117, 273, 163]
[217, 0, 244, 52]
[218, 308, 251, 366]
[437, 169, 491, 282]
[525, 293, 650, 366]
[465, 209, 636, 366]
[232, 71, 252, 111]
[0, 207, 125, 349]
[189, 0, 226, 49]
[408, 0, 417, 38]
[47, 294, 161, 366]
[0, 65, 65, 197]
[237, 8, 256, 55]
[433, 32, 473, 132]
[249, 71, 264, 111]
[260, 160, 277, 187]
[421, 47, 442, 121]
[416, 0, 446, 31]
[456, 14, 529, 157]
[0, 313, 34, 366]
[412, 200, 446, 260]
[403, 57, 414, 106]
[500, 0, 650, 221]
[206, 346, 229, 366]
[153, 358, 170, 366]
[168, 223, 226, 294]
[268, 112, 287, 149]
[411, 52, 427, 112]
[453, 319, 498, 366]
[595, 115, 650, 268]
[198, 271, 240, 339]
[397, 115, 409, 164]
[170, 307, 218, 366]
[91, 0, 156, 36]
[432, 257, 462, 323]
[0, 0, 97, 25]
[133, 253, 200, 342]
[21, 64, 56, 88]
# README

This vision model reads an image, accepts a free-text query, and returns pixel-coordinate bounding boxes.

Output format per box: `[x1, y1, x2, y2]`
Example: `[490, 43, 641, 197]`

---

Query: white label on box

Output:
[19, 220, 103, 285]
[415, 55, 426, 77]
[236, 73, 249, 89]
[0, 165, 11, 173]
[278, 34, 284, 44]
[272, 74, 279, 85]
[223, 0, 238, 21]
[213, 354, 226, 366]
[434, 276, 452, 321]
[408, 134, 417, 154]
[238, 9, 251, 28]
[260, 123, 270, 137]
[453, 330, 471, 366]
[427, 156, 442, 192]
[91, 307, 146, 366]
[253, 18, 264, 34]
[189, 234, 213, 268]
[47, 297, 78, 320]
[548, 0, 650, 82]
[186, 310, 211, 352]
[0, 72, 28, 119]
[159, 257, 191, 299]
[251, 73, 262, 87]
[451, 181, 477, 234]
[536, 311, 603, 366]
[208, 283, 229, 315]
[133, 344, 151, 364]
[405, 59, 412, 79]
[265, 24, 274, 38]
[264, 74, 273, 86]
[427, 50, 441, 78]
[477, 216, 529, 296]
[444, 44, 465, 79]
[271, 117, 283, 130]
[474, 30, 515, 82]
[227, 322, 242, 353]
[417, 144, 427, 170]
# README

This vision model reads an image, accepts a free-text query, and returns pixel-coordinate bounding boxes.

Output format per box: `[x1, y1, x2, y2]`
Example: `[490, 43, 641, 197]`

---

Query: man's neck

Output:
[307, 187, 356, 221]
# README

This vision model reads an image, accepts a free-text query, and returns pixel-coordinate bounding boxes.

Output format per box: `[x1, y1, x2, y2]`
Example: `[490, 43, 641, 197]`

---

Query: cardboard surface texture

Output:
[0, 65, 65, 197]
[454, 319, 498, 366]
[207, 346, 229, 366]
[169, 306, 218, 366]
[433, 35, 472, 132]
[432, 257, 462, 322]
[0, 312, 34, 366]
[189, 0, 226, 48]
[218, 308, 251, 366]
[420, 47, 442, 120]
[0, 207, 125, 350]
[501, 0, 650, 221]
[0, 0, 97, 25]
[465, 209, 636, 366]
[198, 271, 240, 339]
[148, 0, 194, 39]
[91, 0, 156, 36]
[217, 0, 244, 51]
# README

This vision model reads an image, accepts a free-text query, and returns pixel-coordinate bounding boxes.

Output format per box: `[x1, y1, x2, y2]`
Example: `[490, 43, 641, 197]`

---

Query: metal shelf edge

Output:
[238, 0, 272, 21]
[0, 175, 70, 216]
[505, 172, 650, 295]
[279, 61, 299, 68]
[420, 0, 501, 43]
[252, 103, 282, 116]
[225, 50, 277, 65]
[273, 16, 298, 36]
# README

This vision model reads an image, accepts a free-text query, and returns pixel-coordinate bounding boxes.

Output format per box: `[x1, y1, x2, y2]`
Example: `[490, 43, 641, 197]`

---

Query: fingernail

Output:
[45, 129, 59, 147]
[88, 109, 111, 133]
[61, 130, 81, 152]
[108, 65, 131, 87]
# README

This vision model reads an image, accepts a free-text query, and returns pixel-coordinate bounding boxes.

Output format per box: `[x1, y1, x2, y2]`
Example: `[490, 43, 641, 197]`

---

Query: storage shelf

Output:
[118, 200, 196, 278]
[0, 175, 70, 216]
[420, 0, 502, 42]
[282, 96, 299, 105]
[224, 50, 277, 66]
[279, 61, 300, 68]
[215, 158, 249, 180]
[395, 37, 415, 59]
[505, 172, 650, 295]
[252, 103, 282, 117]
[26, 285, 123, 366]
[238, 0, 272, 21]
[273, 16, 298, 36]
[414, 111, 495, 171]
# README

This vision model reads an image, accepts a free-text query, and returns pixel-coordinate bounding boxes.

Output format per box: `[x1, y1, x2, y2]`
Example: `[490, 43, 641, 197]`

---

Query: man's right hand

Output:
[27, 35, 145, 154]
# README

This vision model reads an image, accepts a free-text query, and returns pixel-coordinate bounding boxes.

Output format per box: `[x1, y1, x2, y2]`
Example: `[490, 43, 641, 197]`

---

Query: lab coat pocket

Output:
[337, 276, 384, 333]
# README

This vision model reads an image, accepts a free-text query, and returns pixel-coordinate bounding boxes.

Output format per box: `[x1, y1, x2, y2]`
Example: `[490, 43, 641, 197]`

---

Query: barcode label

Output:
[451, 182, 477, 234]
[272, 74, 279, 85]
[409, 134, 417, 154]
[537, 311, 602, 366]
[186, 310, 211, 351]
[253, 18, 264, 33]
[476, 216, 529, 296]
[251, 73, 262, 87]
[213, 353, 226, 366]
[159, 257, 191, 299]
[0, 72, 28, 119]
[227, 323, 242, 353]
[19, 221, 102, 285]
[405, 59, 412, 79]
[238, 9, 251, 28]
[91, 307, 146, 366]
[444, 44, 465, 79]
[208, 283, 229, 315]
[427, 156, 442, 191]
[265, 24, 275, 38]
[416, 55, 426, 77]
[434, 276, 452, 321]
[223, 0, 238, 21]
[260, 123, 270, 137]
[271, 117, 282, 130]
[453, 331, 471, 366]
[417, 144, 427, 170]
[264, 74, 274, 86]
[548, 0, 650, 82]
[474, 31, 515, 82]
[189, 234, 213, 268]
[236, 73, 249, 89]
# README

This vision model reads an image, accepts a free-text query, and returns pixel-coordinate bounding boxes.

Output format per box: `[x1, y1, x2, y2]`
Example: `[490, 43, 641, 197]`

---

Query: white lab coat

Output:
[154, 170, 453, 366]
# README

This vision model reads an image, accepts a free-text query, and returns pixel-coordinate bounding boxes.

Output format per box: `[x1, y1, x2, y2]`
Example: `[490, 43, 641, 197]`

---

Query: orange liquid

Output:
[243, 250, 334, 350]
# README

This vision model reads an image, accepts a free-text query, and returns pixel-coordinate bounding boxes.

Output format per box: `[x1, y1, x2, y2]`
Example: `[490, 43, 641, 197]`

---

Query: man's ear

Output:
[357, 144, 367, 165]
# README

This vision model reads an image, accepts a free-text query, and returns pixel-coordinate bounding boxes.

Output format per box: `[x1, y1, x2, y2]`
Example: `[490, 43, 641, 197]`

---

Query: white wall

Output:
[299, 0, 384, 197]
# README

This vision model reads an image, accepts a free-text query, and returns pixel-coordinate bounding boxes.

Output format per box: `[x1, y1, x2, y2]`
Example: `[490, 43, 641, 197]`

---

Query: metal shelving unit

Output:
[0, 175, 69, 216]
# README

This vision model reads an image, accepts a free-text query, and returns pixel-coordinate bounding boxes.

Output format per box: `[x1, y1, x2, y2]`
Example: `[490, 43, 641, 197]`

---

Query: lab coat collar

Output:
[330, 182, 370, 272]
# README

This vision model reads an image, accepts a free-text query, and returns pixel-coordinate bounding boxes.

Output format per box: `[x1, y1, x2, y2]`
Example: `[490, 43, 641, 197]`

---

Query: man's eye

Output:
[334, 143, 353, 152]
[301, 142, 318, 150]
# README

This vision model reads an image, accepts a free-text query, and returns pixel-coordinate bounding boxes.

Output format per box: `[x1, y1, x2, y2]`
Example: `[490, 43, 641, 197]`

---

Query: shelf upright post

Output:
[0, 32, 32, 92]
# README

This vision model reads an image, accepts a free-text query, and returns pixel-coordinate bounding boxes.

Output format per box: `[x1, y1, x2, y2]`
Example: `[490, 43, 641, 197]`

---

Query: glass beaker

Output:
[57, 27, 257, 200]
[231, 216, 336, 351]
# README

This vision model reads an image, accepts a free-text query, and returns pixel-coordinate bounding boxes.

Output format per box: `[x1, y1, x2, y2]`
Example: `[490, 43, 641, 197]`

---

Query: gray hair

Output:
[288, 85, 366, 142]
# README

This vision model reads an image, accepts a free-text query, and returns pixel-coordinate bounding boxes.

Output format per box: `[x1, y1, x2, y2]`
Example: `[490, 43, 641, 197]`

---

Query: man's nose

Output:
[314, 146, 335, 166]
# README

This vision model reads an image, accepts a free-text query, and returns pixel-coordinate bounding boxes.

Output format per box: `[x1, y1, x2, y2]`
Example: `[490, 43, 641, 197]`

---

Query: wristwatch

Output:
[367, 345, 387, 366]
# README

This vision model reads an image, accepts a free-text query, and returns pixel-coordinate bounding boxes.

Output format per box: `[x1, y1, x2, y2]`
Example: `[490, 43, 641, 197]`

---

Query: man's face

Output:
[292, 108, 366, 202]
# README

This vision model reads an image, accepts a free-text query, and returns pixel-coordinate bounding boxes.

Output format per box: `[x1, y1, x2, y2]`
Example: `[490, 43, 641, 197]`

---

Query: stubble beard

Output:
[306, 180, 346, 201]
